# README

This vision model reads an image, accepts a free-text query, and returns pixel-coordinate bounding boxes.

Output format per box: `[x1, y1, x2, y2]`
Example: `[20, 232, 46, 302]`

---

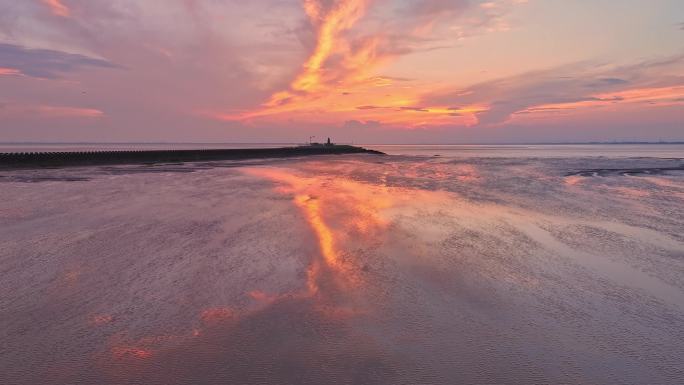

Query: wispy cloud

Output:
[41, 0, 71, 17]
[521, 85, 684, 115]
[421, 55, 684, 126]
[0, 67, 22, 76]
[0, 43, 118, 79]
[224, 0, 525, 122]
[265, 0, 371, 107]
[0, 103, 103, 118]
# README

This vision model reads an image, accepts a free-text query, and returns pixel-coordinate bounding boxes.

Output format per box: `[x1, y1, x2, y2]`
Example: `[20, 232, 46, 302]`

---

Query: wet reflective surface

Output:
[1, 151, 683, 384]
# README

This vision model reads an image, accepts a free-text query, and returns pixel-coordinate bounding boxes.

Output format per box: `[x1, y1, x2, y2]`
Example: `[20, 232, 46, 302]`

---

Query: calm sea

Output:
[364, 144, 684, 158]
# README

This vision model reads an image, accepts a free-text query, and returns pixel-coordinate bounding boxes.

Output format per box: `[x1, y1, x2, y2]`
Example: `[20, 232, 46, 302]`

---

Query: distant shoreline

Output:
[367, 142, 684, 146]
[0, 145, 384, 170]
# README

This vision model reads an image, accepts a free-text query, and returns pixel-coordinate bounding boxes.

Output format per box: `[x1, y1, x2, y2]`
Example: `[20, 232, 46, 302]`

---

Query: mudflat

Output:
[1, 152, 683, 385]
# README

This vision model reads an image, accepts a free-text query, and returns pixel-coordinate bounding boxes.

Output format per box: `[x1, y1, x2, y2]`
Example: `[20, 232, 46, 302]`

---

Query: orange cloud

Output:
[42, 0, 70, 17]
[350, 103, 489, 128]
[240, 0, 372, 120]
[201, 0, 524, 129]
[284, 0, 369, 95]
[203, 1, 496, 129]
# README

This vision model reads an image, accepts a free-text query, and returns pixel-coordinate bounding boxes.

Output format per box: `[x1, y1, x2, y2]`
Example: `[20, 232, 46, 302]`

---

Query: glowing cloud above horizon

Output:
[231, 0, 373, 120]
[42, 0, 71, 17]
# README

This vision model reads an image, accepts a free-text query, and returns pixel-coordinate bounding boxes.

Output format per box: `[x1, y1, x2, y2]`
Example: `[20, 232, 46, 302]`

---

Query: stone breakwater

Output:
[0, 145, 384, 169]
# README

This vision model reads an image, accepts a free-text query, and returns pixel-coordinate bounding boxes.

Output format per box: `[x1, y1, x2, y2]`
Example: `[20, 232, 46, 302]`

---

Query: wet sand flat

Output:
[1, 153, 683, 385]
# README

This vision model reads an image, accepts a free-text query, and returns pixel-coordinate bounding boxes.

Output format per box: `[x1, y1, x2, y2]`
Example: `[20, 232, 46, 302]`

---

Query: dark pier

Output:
[0, 145, 384, 169]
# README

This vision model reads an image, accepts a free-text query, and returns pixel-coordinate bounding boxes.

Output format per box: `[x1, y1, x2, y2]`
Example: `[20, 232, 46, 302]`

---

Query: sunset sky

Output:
[0, 0, 682, 143]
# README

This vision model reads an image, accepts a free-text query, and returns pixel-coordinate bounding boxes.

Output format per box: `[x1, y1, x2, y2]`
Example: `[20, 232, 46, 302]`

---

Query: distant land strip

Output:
[566, 165, 684, 177]
[0, 145, 385, 169]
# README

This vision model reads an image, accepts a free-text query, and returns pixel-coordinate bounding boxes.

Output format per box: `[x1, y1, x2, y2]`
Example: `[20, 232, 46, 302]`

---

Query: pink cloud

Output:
[42, 0, 71, 17]
[0, 67, 21, 76]
[0, 103, 104, 118]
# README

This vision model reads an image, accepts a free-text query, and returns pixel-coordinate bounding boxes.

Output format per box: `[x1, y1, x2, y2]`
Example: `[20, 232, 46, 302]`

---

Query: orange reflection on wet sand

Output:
[107, 332, 191, 364]
[243, 167, 392, 294]
[452, 164, 480, 182]
[63, 269, 81, 284]
[248, 290, 277, 303]
[245, 166, 406, 293]
[90, 314, 114, 326]
[295, 194, 337, 269]
[200, 307, 236, 324]
[111, 346, 153, 359]
[564, 175, 584, 186]
[610, 186, 651, 198]
[102, 165, 471, 375]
